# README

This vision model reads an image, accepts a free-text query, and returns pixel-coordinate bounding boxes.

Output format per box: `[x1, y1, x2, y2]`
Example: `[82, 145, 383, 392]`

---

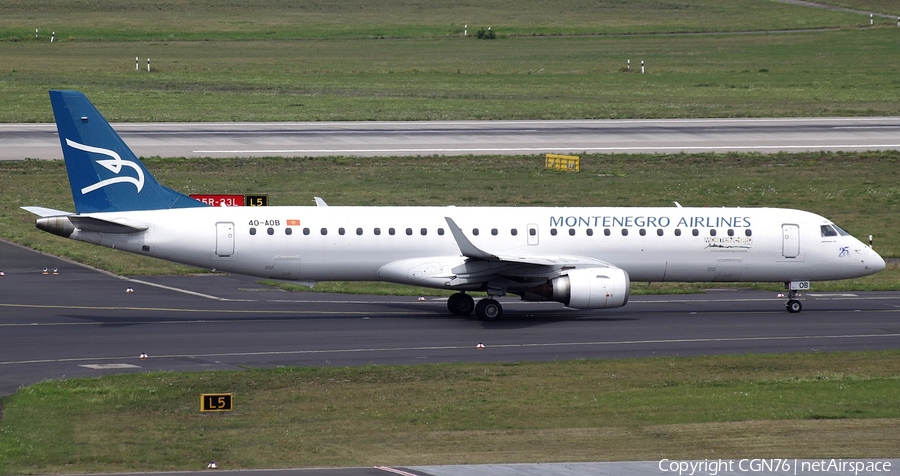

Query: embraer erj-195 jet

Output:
[24, 91, 885, 320]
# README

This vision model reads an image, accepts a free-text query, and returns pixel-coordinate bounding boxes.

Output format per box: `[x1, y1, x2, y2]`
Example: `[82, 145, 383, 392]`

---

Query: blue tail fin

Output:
[49, 90, 208, 213]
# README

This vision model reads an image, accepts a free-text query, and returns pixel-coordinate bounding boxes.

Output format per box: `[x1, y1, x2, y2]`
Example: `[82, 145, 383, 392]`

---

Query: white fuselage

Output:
[69, 206, 884, 289]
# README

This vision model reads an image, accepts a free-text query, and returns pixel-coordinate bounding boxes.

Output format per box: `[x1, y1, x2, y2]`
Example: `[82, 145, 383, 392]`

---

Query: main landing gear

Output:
[447, 292, 474, 315]
[447, 292, 503, 321]
[475, 298, 503, 321]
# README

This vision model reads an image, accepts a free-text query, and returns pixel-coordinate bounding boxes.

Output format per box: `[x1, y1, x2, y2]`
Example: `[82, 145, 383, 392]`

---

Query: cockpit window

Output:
[832, 224, 851, 236]
[820, 225, 838, 237]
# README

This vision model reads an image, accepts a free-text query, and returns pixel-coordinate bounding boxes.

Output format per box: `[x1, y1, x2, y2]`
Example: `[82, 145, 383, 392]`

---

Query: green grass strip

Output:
[1, 351, 898, 473]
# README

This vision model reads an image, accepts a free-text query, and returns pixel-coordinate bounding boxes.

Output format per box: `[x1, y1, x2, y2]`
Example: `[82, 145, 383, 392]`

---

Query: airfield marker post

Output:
[641, 60, 645, 74]
[627, 59, 630, 72]
[136, 57, 139, 71]
[35, 29, 38, 39]
[465, 24, 467, 36]
[870, 14, 873, 26]
[147, 58, 151, 73]
[50, 31, 55, 42]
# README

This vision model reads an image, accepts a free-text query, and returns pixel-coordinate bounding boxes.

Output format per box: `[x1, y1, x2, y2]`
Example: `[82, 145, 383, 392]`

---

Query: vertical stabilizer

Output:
[49, 90, 207, 213]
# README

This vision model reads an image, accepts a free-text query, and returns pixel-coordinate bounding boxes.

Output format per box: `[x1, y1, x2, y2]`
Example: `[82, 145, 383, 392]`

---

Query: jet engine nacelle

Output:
[525, 267, 630, 309]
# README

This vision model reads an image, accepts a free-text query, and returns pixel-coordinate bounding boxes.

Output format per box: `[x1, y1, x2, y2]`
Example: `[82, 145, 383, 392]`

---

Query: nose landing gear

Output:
[785, 292, 802, 313]
[783, 282, 808, 313]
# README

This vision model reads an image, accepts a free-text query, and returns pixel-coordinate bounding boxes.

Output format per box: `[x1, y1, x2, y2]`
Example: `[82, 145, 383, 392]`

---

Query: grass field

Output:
[1, 351, 898, 474]
[1, 1, 899, 122]
[2, 30, 898, 122]
[0, 0, 880, 41]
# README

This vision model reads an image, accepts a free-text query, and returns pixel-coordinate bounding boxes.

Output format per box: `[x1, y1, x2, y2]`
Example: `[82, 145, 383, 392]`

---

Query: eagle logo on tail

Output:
[66, 139, 145, 194]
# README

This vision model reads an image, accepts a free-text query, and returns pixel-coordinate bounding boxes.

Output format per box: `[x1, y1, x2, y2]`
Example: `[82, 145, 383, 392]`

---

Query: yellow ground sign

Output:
[545, 154, 580, 172]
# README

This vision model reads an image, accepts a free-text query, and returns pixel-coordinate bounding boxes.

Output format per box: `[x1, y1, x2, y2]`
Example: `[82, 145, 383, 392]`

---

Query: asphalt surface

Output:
[3, 238, 900, 398]
[3, 239, 900, 475]
[3, 117, 900, 160]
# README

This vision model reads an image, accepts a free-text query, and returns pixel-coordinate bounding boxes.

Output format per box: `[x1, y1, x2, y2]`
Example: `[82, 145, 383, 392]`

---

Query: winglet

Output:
[444, 217, 497, 260]
[49, 90, 207, 213]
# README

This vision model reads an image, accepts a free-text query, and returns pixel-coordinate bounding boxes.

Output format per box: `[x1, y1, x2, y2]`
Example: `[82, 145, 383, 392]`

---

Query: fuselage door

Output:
[216, 222, 235, 257]
[782, 224, 800, 258]
[527, 223, 539, 246]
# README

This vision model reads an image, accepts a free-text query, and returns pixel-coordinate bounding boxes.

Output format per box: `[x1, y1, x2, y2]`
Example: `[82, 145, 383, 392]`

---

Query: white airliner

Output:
[24, 91, 886, 320]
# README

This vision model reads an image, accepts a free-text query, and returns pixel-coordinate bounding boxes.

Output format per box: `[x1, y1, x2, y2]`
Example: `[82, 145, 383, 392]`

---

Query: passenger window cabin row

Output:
[248, 226, 754, 238]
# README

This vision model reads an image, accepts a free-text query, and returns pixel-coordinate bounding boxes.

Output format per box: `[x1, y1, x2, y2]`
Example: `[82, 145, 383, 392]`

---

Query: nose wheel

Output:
[785, 289, 802, 313]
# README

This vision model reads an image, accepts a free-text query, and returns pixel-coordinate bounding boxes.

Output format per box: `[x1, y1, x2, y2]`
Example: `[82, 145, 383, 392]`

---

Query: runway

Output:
[3, 239, 899, 398]
[3, 117, 900, 160]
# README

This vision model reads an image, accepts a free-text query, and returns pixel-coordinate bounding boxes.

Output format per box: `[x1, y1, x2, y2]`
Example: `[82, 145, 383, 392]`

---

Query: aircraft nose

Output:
[868, 249, 886, 273]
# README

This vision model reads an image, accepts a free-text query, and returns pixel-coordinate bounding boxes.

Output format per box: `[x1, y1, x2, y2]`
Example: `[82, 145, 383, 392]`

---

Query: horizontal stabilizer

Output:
[33, 214, 148, 238]
[68, 216, 148, 234]
[21, 206, 73, 217]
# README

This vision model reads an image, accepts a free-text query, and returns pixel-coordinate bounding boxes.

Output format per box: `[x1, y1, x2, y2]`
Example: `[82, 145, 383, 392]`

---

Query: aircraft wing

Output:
[444, 217, 616, 268]
[441, 217, 620, 290]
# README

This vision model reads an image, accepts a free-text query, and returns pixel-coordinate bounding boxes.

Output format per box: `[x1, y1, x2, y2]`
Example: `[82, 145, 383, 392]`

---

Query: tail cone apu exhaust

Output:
[35, 216, 75, 238]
